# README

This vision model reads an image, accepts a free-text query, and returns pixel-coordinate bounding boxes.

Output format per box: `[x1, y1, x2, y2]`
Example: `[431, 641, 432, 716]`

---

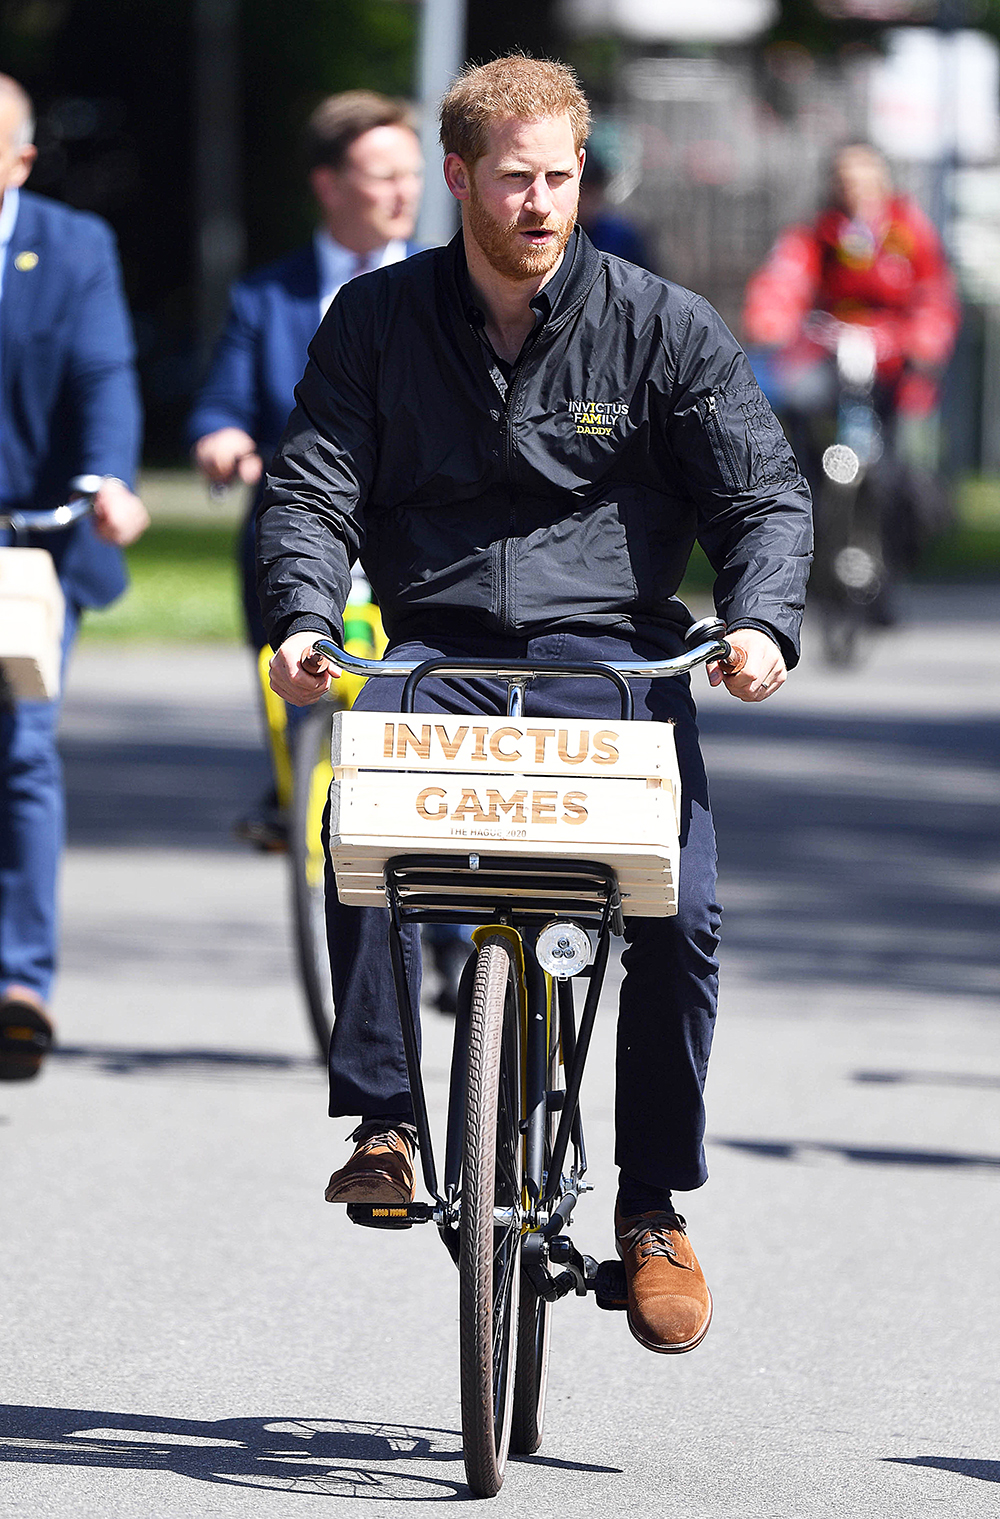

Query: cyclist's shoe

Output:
[615, 1206, 713, 1355]
[325, 1122, 415, 1206]
[0, 997, 54, 1082]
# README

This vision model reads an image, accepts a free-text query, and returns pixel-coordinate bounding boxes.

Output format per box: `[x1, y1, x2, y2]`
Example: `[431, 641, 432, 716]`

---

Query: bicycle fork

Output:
[347, 905, 629, 1310]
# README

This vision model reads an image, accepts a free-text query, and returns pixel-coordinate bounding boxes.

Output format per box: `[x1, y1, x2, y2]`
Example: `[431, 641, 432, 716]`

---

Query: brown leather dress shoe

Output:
[615, 1206, 713, 1355]
[325, 1124, 416, 1205]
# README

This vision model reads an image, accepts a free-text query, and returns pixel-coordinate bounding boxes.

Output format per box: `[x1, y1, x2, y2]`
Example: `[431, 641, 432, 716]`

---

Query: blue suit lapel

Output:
[1, 195, 46, 345]
[1, 195, 42, 381]
[1, 196, 45, 502]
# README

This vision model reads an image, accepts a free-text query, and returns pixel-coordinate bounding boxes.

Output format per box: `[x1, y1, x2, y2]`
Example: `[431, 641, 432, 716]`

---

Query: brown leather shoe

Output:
[615, 1206, 713, 1354]
[325, 1124, 415, 1205]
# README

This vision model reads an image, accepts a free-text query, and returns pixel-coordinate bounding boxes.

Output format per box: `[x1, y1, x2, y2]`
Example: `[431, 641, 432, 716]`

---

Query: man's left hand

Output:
[92, 478, 150, 546]
[707, 629, 786, 702]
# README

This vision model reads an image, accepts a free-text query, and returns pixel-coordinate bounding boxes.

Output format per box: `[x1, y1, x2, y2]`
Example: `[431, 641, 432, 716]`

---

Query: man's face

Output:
[834, 146, 890, 222]
[0, 94, 36, 202]
[449, 114, 583, 283]
[311, 124, 423, 251]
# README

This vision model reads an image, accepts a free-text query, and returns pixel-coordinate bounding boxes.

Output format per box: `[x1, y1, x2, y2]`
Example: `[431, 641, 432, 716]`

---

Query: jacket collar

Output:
[448, 225, 603, 335]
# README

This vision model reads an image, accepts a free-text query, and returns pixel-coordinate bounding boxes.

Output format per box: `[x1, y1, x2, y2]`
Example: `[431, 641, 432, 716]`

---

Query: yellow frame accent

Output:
[470, 923, 552, 1229]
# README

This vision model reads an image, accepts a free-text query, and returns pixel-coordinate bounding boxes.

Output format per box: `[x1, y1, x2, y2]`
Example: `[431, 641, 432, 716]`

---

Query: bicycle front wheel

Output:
[289, 706, 335, 1062]
[511, 1005, 560, 1456]
[459, 935, 524, 1498]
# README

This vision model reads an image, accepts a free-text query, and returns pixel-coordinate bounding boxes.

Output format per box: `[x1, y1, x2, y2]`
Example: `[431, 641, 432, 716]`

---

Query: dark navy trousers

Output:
[0, 604, 79, 1003]
[324, 627, 721, 1192]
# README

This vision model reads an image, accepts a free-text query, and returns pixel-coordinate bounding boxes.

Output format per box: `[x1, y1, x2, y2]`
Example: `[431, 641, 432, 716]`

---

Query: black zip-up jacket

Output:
[257, 229, 812, 664]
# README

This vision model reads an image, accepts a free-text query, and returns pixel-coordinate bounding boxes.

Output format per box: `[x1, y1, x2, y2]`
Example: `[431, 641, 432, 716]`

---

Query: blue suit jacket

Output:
[0, 191, 142, 609]
[188, 241, 423, 461]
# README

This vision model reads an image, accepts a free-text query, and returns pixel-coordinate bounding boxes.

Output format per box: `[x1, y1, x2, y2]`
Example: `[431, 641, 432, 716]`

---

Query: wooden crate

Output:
[0, 549, 65, 701]
[329, 710, 682, 917]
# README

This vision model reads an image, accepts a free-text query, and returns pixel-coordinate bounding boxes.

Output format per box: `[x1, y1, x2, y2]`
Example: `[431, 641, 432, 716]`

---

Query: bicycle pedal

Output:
[345, 1202, 434, 1230]
[593, 1258, 628, 1311]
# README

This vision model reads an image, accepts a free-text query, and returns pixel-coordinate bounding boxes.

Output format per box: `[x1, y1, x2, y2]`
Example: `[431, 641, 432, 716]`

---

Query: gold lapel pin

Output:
[14, 251, 39, 272]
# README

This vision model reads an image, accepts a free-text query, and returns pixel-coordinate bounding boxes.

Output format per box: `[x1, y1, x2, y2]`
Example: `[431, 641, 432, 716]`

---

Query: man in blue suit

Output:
[0, 75, 148, 1079]
[190, 91, 423, 655]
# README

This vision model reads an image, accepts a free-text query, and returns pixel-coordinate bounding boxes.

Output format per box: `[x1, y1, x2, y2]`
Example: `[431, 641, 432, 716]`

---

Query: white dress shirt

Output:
[314, 230, 408, 320]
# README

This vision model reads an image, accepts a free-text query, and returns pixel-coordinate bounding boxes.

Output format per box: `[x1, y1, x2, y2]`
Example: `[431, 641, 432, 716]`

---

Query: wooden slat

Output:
[330, 709, 680, 781]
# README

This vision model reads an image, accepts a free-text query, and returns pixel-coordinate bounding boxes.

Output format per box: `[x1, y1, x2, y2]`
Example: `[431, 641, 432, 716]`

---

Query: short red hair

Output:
[440, 55, 591, 164]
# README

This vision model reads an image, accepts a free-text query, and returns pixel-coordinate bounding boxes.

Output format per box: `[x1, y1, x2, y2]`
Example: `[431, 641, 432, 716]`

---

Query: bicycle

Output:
[0, 475, 102, 705]
[307, 617, 741, 1497]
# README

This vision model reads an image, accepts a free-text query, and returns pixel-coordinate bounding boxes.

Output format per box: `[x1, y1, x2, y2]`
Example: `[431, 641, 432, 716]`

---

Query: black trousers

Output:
[323, 627, 721, 1192]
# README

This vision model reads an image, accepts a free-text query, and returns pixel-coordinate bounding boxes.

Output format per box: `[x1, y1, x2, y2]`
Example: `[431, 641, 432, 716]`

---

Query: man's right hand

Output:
[192, 427, 263, 487]
[269, 632, 341, 706]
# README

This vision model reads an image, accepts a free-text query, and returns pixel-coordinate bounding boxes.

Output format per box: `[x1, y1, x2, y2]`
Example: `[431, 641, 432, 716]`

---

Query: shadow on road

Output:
[48, 1044, 321, 1080]
[853, 1069, 1000, 1090]
[713, 1136, 1000, 1170]
[701, 707, 999, 1001]
[883, 1456, 1000, 1485]
[0, 1405, 620, 1499]
[63, 731, 270, 850]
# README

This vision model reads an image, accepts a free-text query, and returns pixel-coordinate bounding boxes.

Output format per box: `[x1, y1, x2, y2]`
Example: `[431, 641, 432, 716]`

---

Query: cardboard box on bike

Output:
[0, 548, 66, 701]
[328, 709, 683, 918]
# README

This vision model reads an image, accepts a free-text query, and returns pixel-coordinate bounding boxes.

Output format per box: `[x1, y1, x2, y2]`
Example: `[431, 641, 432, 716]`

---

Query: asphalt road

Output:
[1, 585, 998, 1517]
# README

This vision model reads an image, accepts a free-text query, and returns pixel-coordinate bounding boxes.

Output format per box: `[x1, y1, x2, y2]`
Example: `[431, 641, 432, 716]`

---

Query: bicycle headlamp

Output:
[536, 921, 592, 979]
[822, 444, 861, 486]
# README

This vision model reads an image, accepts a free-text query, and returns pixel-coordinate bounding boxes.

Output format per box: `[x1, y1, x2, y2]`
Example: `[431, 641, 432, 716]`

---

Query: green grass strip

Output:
[79, 523, 243, 643]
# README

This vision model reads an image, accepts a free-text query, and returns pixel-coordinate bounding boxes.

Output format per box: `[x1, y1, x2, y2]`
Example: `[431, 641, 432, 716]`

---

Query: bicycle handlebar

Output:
[306, 616, 744, 685]
[0, 474, 103, 535]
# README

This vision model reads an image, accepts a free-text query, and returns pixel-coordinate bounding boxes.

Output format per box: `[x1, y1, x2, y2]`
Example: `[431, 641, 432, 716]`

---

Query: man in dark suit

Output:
[0, 74, 148, 1080]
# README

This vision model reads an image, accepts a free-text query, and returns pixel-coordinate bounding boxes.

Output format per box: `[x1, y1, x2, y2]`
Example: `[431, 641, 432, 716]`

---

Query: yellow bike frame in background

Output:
[257, 601, 387, 874]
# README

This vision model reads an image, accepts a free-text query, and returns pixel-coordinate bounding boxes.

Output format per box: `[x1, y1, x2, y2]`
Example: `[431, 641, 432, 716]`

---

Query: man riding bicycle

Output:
[258, 56, 812, 1357]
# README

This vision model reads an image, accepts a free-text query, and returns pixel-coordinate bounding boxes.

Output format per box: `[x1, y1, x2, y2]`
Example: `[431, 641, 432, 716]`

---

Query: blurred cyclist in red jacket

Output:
[745, 141, 959, 420]
[744, 144, 960, 630]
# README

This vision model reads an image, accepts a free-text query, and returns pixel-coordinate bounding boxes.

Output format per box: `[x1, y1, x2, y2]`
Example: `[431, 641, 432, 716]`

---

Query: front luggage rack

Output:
[383, 853, 625, 935]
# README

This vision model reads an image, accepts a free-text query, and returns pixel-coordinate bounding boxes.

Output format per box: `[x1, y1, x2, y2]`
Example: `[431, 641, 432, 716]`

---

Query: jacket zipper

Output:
[704, 392, 743, 488]
[496, 362, 529, 627]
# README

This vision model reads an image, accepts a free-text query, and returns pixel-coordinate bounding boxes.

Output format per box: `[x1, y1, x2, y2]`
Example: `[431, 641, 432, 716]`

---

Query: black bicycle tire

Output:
[510, 1019, 559, 1455]
[814, 476, 883, 669]
[459, 936, 523, 1498]
[288, 705, 335, 1062]
[820, 601, 863, 668]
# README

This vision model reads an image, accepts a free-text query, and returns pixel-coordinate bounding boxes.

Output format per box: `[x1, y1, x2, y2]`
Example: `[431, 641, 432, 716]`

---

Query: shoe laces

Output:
[349, 1121, 415, 1157]
[619, 1211, 692, 1268]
